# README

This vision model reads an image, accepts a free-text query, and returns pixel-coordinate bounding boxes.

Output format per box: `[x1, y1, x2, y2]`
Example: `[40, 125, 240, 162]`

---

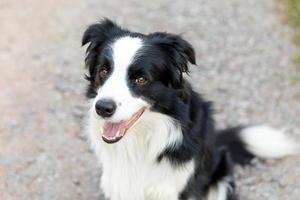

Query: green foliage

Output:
[284, 0, 300, 44]
[283, 0, 300, 97]
[285, 0, 300, 26]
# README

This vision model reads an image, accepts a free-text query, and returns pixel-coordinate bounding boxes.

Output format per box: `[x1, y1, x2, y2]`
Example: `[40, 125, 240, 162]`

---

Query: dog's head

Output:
[82, 19, 195, 143]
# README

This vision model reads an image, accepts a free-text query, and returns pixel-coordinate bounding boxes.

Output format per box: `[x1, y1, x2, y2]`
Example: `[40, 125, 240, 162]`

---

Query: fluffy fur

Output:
[82, 19, 299, 200]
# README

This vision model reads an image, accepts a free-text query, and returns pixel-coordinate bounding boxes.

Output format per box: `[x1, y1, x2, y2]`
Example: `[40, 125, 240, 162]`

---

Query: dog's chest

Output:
[89, 112, 195, 200]
[99, 140, 194, 200]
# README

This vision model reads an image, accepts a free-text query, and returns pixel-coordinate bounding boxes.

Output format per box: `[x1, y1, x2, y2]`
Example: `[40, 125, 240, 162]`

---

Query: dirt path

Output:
[0, 0, 299, 200]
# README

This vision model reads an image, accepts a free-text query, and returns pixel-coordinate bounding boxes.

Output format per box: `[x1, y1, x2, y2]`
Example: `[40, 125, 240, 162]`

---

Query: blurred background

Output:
[0, 0, 299, 199]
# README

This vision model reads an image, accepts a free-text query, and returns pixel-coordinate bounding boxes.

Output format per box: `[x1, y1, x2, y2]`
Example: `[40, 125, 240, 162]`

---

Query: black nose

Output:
[95, 99, 116, 118]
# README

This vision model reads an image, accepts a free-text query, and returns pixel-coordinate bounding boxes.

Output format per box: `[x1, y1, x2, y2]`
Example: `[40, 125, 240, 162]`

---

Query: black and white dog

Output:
[82, 19, 299, 200]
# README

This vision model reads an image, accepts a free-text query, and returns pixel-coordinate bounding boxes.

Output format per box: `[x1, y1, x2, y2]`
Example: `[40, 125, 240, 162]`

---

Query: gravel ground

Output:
[0, 0, 299, 200]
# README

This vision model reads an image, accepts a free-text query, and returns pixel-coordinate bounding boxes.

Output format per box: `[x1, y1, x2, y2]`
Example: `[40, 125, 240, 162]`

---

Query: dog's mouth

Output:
[102, 108, 145, 143]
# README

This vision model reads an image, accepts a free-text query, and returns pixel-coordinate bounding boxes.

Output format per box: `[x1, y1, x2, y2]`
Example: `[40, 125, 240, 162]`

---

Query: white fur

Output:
[95, 36, 149, 123]
[88, 107, 193, 200]
[240, 125, 300, 158]
[205, 178, 233, 200]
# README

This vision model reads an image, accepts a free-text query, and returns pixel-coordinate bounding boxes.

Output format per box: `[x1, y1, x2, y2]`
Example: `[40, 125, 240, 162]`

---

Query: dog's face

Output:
[82, 19, 195, 143]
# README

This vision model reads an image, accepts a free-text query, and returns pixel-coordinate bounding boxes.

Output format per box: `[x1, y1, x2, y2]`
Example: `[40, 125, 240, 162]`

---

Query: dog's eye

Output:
[135, 76, 148, 85]
[99, 68, 109, 78]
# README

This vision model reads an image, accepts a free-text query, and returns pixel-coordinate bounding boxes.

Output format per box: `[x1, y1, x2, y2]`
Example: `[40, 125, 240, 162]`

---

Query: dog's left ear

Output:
[148, 32, 196, 87]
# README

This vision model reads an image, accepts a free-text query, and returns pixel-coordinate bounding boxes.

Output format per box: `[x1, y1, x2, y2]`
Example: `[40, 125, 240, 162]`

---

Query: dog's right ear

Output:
[82, 19, 125, 79]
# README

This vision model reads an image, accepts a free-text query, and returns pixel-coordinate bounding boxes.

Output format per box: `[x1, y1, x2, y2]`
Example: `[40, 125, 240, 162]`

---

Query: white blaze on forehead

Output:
[112, 36, 142, 68]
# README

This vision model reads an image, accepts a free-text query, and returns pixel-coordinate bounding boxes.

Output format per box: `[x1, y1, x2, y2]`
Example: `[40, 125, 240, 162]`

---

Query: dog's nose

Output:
[95, 99, 117, 118]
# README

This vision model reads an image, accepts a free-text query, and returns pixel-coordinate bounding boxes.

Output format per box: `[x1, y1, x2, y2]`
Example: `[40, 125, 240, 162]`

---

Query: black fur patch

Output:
[216, 126, 255, 165]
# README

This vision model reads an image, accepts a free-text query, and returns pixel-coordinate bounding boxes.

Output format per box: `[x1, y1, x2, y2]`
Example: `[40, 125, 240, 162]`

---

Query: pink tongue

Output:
[103, 122, 127, 138]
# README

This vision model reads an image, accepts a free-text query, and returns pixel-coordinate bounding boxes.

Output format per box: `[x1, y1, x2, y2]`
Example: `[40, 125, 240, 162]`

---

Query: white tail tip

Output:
[240, 125, 300, 159]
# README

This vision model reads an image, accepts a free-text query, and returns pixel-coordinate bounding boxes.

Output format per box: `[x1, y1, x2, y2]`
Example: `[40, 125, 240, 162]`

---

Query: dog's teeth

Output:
[117, 131, 124, 137]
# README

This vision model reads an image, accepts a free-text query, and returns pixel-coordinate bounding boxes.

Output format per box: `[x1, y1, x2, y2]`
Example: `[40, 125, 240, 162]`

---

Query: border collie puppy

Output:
[82, 19, 299, 200]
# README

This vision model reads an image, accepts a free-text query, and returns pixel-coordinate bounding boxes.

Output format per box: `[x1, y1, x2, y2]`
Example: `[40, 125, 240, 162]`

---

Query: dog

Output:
[82, 18, 299, 200]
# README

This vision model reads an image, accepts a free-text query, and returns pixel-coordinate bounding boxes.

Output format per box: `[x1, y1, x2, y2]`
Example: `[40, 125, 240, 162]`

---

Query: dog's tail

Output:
[216, 125, 300, 165]
[207, 126, 299, 200]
